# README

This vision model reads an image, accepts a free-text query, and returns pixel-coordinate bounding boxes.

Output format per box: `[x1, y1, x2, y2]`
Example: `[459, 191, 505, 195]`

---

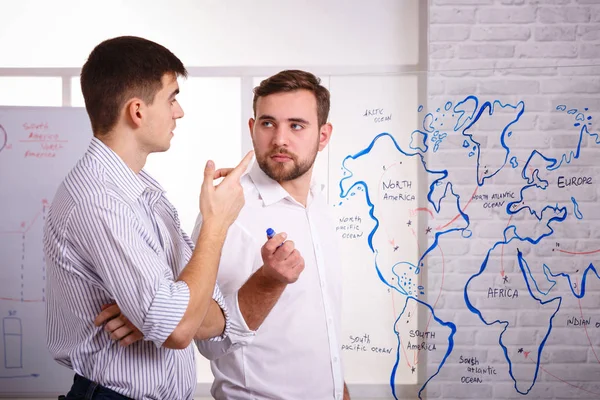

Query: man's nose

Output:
[271, 126, 288, 147]
[174, 102, 184, 119]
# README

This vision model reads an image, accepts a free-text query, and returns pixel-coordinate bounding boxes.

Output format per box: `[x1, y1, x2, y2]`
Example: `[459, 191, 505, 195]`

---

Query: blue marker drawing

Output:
[571, 197, 583, 220]
[0, 374, 39, 379]
[335, 94, 598, 399]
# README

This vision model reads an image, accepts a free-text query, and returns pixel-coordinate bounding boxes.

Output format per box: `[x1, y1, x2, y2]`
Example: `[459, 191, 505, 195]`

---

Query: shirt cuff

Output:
[142, 280, 190, 348]
[194, 289, 257, 360]
[207, 283, 230, 342]
[222, 290, 256, 347]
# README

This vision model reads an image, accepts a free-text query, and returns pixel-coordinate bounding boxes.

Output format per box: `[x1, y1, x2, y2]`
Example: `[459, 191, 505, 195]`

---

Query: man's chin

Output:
[261, 163, 292, 181]
[154, 144, 170, 153]
[266, 170, 291, 182]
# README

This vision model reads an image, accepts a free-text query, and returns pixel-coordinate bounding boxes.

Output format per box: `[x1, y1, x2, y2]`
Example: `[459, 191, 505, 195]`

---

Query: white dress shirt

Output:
[192, 161, 345, 400]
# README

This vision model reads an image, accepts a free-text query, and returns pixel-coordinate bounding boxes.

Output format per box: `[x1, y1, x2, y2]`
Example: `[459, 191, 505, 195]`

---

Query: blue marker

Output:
[266, 228, 284, 247]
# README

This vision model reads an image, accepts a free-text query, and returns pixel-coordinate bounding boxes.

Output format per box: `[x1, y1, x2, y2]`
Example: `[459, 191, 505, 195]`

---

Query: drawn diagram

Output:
[3, 316, 23, 369]
[0, 202, 48, 381]
[333, 93, 600, 399]
[0, 200, 48, 304]
[0, 107, 93, 392]
[0, 309, 40, 380]
[0, 124, 7, 153]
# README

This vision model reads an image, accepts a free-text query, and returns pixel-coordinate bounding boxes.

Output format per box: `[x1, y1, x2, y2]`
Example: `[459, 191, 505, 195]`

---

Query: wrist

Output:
[198, 217, 230, 240]
[257, 266, 288, 290]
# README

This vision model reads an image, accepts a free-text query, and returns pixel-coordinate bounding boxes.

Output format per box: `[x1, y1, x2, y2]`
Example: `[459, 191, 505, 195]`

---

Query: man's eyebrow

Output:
[169, 88, 180, 99]
[288, 118, 310, 125]
[257, 115, 310, 125]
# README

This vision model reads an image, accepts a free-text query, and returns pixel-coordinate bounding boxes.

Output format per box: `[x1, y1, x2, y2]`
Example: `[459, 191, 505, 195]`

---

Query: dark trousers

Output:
[59, 374, 133, 400]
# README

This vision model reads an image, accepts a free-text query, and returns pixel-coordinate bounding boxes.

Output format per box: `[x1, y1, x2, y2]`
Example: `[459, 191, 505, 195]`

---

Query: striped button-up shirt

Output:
[43, 137, 228, 400]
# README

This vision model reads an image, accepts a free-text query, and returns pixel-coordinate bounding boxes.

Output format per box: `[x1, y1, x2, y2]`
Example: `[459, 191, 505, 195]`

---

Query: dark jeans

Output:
[59, 374, 133, 400]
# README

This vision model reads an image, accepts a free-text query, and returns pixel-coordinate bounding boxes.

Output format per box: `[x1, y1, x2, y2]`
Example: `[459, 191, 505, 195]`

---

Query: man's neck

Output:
[96, 131, 147, 174]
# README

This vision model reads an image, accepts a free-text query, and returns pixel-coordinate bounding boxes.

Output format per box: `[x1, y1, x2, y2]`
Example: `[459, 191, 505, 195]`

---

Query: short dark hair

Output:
[253, 70, 330, 127]
[80, 36, 188, 136]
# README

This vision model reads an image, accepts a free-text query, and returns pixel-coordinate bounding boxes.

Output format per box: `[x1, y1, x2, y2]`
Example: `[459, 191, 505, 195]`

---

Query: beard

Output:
[256, 143, 318, 182]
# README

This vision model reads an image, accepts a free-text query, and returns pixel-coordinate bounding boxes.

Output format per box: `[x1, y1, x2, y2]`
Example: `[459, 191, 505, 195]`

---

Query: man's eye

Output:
[262, 121, 273, 127]
[291, 124, 303, 130]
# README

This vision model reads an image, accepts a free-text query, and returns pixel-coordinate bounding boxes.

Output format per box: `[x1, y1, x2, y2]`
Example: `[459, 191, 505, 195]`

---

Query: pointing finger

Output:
[223, 151, 254, 182]
[214, 168, 234, 180]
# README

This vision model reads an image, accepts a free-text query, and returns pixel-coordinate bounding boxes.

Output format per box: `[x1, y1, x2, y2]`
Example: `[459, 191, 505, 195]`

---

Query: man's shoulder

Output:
[240, 173, 260, 199]
[62, 156, 106, 199]
[47, 158, 102, 222]
[64, 156, 140, 209]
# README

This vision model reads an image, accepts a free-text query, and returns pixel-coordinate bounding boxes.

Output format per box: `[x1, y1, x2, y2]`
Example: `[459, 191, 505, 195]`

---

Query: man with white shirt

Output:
[191, 70, 350, 400]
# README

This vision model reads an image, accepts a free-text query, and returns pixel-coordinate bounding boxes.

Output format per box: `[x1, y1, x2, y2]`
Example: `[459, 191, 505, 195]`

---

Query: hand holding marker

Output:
[266, 228, 284, 247]
[261, 228, 305, 284]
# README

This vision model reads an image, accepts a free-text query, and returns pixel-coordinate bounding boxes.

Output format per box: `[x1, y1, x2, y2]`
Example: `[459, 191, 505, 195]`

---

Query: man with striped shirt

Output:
[43, 36, 253, 400]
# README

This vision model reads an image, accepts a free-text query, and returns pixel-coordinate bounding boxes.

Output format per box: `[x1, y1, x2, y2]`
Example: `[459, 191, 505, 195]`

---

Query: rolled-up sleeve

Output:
[68, 197, 189, 348]
[142, 280, 190, 345]
[207, 282, 231, 342]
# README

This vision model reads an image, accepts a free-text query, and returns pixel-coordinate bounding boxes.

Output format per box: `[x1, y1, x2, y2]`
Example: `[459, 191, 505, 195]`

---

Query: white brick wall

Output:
[426, 1, 600, 399]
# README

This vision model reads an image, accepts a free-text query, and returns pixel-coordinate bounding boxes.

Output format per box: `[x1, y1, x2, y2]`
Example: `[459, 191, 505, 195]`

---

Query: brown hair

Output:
[80, 36, 187, 136]
[253, 70, 330, 126]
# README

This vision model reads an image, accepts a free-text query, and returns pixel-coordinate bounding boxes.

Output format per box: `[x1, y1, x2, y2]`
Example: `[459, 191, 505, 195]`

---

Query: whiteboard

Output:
[0, 107, 90, 396]
[327, 75, 423, 398]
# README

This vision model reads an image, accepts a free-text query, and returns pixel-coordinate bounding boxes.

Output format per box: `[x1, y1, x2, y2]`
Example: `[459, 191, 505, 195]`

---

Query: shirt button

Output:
[334, 357, 338, 362]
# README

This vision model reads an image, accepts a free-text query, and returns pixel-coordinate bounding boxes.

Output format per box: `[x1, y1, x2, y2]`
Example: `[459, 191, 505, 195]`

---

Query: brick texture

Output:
[426, 0, 600, 398]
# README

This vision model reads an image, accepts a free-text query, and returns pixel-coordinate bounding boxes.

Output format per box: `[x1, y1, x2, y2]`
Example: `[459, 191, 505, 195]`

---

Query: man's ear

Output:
[126, 98, 144, 128]
[318, 122, 333, 152]
[248, 118, 256, 139]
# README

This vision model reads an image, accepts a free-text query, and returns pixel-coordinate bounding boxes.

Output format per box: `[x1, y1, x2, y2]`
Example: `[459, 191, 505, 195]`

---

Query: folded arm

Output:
[96, 297, 226, 346]
[72, 200, 192, 348]
[79, 197, 230, 348]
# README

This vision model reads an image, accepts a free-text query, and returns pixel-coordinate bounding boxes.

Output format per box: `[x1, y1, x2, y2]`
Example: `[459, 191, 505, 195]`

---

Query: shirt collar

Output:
[247, 160, 325, 207]
[87, 137, 164, 201]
